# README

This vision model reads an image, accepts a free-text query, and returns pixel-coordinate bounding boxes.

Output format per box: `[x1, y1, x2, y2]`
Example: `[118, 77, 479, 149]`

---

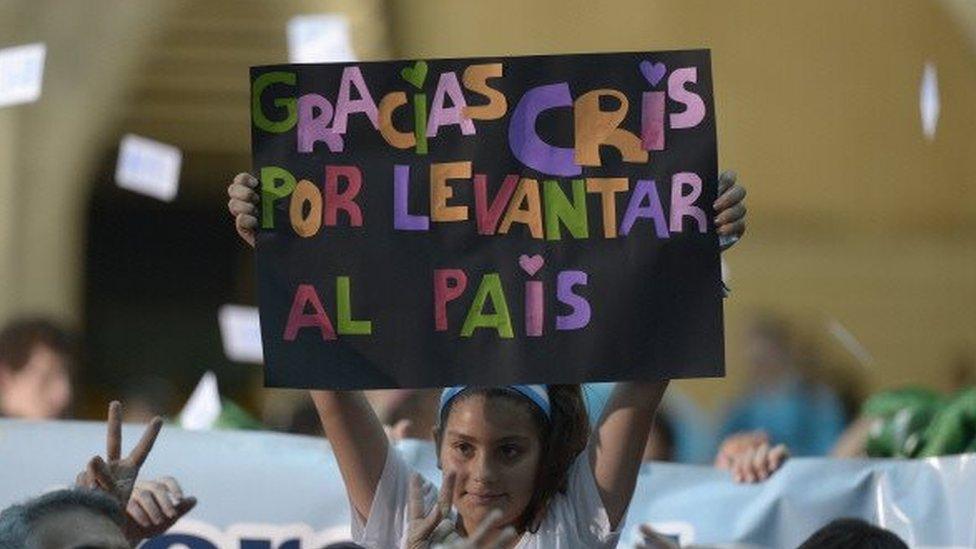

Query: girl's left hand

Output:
[715, 170, 747, 250]
[406, 471, 457, 549]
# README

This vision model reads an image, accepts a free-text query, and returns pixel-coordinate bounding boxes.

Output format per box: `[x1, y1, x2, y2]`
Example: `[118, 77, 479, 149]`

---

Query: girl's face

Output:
[440, 393, 542, 534]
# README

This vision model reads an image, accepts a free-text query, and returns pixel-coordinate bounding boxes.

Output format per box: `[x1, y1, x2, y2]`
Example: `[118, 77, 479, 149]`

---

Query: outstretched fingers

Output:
[87, 456, 115, 493]
[468, 508, 503, 543]
[107, 401, 122, 461]
[408, 473, 426, 521]
[437, 470, 456, 518]
[127, 417, 163, 467]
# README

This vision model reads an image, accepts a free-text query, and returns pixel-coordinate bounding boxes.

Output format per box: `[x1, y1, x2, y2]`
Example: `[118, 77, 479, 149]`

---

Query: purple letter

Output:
[508, 83, 581, 177]
[556, 271, 590, 331]
[619, 179, 669, 238]
[393, 165, 429, 231]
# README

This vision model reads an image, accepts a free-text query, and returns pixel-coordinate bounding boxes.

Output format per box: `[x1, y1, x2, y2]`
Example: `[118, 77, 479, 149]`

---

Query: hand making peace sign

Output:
[406, 470, 516, 549]
[74, 401, 163, 506]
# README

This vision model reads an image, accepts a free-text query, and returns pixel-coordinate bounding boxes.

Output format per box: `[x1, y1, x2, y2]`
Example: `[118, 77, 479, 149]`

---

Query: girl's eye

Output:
[453, 442, 474, 457]
[500, 444, 523, 460]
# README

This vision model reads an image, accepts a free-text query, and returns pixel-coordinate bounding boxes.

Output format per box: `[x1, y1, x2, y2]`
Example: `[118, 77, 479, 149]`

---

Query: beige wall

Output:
[0, 0, 972, 408]
[0, 0, 182, 326]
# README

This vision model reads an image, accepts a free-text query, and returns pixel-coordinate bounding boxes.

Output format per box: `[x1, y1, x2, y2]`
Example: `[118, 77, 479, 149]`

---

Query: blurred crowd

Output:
[4, 312, 973, 465]
[1, 312, 972, 547]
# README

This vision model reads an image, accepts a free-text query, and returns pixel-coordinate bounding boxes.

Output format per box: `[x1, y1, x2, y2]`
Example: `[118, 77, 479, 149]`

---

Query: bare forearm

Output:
[588, 380, 669, 528]
[310, 390, 390, 519]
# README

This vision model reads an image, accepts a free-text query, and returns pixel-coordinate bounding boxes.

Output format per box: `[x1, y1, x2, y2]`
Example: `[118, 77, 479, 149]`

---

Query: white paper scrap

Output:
[218, 305, 264, 364]
[178, 371, 222, 431]
[920, 61, 940, 141]
[0, 43, 46, 107]
[287, 15, 356, 64]
[115, 134, 182, 202]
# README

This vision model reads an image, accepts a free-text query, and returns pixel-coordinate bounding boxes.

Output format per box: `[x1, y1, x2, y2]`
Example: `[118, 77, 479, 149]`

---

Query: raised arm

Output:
[588, 170, 747, 528]
[310, 390, 390, 520]
[587, 381, 669, 529]
[227, 172, 390, 520]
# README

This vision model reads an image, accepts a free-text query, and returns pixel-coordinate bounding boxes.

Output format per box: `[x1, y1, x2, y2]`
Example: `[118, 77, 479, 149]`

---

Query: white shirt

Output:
[351, 443, 622, 548]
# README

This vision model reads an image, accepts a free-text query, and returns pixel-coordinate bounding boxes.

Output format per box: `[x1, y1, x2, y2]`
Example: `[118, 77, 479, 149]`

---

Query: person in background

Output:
[797, 518, 908, 549]
[0, 488, 130, 549]
[713, 431, 789, 483]
[0, 317, 75, 419]
[717, 315, 845, 456]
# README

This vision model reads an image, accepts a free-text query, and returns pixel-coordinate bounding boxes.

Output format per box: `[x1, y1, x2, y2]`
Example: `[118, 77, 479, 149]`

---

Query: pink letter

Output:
[324, 166, 363, 227]
[433, 269, 468, 331]
[332, 66, 379, 133]
[298, 94, 344, 153]
[427, 72, 476, 138]
[473, 174, 518, 235]
[641, 91, 665, 151]
[283, 284, 337, 341]
[525, 280, 544, 336]
[668, 67, 705, 129]
[670, 172, 707, 233]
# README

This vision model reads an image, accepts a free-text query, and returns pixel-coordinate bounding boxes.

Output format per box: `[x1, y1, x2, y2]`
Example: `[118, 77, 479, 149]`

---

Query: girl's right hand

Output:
[227, 173, 260, 248]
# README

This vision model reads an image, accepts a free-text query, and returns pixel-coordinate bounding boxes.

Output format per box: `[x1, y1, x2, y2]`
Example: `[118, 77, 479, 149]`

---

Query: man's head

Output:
[0, 318, 74, 419]
[0, 489, 129, 549]
[798, 518, 908, 549]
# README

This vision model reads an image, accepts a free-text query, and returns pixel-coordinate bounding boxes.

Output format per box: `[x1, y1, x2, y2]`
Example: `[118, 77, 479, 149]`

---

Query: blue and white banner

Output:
[1, 419, 974, 548]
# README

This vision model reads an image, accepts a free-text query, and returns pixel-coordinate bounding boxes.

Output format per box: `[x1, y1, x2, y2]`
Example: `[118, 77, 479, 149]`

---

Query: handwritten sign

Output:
[251, 50, 724, 389]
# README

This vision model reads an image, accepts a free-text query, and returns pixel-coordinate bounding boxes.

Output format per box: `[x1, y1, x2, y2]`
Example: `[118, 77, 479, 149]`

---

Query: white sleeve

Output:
[350, 444, 439, 548]
[565, 452, 624, 544]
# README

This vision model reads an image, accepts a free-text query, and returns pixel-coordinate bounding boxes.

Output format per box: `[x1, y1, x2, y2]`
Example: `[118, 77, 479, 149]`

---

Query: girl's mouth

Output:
[464, 492, 506, 505]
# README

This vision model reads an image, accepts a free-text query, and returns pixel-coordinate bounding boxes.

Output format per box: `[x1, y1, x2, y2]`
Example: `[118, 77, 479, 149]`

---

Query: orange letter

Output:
[574, 89, 647, 167]
[378, 92, 415, 149]
[462, 63, 507, 120]
[498, 178, 543, 239]
[430, 161, 472, 222]
[585, 178, 628, 238]
[289, 179, 323, 237]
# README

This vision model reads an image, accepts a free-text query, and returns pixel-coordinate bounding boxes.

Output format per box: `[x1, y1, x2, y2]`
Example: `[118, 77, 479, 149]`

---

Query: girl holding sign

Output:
[227, 171, 746, 548]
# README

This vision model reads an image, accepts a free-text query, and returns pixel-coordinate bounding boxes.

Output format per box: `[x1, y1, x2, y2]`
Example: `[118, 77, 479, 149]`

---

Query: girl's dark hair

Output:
[435, 384, 589, 533]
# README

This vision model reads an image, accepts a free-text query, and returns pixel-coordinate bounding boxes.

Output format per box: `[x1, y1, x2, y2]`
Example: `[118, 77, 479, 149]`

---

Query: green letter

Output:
[337, 276, 372, 335]
[460, 273, 513, 338]
[252, 71, 297, 133]
[261, 166, 297, 229]
[544, 179, 589, 240]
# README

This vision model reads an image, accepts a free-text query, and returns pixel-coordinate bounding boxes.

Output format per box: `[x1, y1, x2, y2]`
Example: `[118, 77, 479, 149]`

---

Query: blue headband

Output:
[439, 385, 551, 419]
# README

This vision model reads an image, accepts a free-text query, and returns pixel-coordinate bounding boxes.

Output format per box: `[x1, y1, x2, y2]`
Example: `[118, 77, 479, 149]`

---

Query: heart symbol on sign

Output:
[639, 60, 667, 86]
[518, 254, 544, 276]
[400, 60, 428, 89]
